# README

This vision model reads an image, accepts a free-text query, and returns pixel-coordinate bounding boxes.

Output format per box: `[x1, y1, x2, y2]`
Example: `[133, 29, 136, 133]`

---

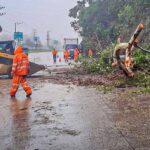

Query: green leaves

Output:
[69, 0, 149, 50]
[81, 45, 114, 74]
[118, 5, 135, 25]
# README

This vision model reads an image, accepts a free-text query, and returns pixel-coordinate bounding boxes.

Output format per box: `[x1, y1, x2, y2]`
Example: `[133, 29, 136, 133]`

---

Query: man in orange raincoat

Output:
[88, 49, 93, 58]
[52, 48, 58, 64]
[10, 46, 32, 98]
[74, 48, 79, 62]
[64, 48, 70, 62]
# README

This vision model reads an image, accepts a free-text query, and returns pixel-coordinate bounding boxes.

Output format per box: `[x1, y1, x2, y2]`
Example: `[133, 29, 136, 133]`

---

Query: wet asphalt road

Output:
[0, 76, 150, 150]
[0, 51, 150, 150]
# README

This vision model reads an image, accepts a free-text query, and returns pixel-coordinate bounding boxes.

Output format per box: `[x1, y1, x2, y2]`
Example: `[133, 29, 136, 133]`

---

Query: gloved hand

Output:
[23, 75, 27, 79]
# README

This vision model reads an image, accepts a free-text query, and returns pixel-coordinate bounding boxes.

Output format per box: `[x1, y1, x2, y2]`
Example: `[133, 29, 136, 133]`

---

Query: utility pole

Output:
[33, 29, 37, 38]
[15, 23, 17, 32]
[14, 22, 23, 32]
[47, 31, 50, 48]
[0, 6, 6, 32]
[33, 29, 38, 49]
[14, 22, 23, 46]
[0, 6, 6, 16]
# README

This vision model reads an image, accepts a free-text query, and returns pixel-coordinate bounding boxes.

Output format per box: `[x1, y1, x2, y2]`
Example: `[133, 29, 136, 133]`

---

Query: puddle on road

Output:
[0, 79, 149, 150]
[29, 52, 67, 66]
[0, 80, 84, 150]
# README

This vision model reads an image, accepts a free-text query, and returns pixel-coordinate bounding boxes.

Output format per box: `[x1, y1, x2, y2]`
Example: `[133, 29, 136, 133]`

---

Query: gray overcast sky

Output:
[0, 0, 79, 44]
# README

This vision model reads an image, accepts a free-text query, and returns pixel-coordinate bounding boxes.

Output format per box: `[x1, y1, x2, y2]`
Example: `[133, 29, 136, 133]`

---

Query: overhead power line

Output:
[0, 12, 6, 16]
[0, 5, 6, 16]
[0, 6, 5, 9]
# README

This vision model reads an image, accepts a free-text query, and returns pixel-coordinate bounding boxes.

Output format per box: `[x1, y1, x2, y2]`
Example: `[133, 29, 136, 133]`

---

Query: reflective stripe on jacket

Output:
[11, 46, 30, 76]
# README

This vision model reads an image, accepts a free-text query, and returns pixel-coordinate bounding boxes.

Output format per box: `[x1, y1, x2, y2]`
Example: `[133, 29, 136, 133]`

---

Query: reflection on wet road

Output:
[0, 79, 128, 150]
[0, 78, 150, 150]
[29, 52, 67, 66]
[10, 98, 31, 150]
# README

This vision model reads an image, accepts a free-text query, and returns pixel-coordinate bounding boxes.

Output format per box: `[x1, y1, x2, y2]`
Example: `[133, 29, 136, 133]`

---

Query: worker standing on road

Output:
[64, 48, 70, 62]
[52, 48, 58, 64]
[74, 48, 79, 62]
[10, 46, 32, 98]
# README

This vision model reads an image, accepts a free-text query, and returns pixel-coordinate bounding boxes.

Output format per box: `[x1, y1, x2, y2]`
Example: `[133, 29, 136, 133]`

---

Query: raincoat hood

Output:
[14, 46, 23, 55]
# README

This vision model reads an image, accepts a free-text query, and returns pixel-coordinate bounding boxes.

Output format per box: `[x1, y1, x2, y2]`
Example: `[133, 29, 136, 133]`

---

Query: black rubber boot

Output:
[10, 95, 15, 99]
[26, 93, 32, 98]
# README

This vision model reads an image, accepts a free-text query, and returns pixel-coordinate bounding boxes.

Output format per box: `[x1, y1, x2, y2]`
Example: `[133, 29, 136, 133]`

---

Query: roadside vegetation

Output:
[69, 0, 149, 50]
[81, 45, 150, 94]
[69, 0, 150, 92]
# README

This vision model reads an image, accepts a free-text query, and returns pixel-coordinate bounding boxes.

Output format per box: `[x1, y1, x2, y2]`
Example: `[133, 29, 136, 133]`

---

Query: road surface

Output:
[0, 52, 149, 150]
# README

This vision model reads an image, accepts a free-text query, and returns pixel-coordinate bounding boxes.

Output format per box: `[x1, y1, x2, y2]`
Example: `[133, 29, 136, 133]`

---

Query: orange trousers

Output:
[64, 56, 69, 62]
[10, 75, 32, 96]
[74, 55, 78, 62]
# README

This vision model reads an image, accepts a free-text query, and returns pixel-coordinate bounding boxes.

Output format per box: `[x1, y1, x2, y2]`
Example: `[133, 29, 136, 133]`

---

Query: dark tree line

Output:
[69, 0, 150, 51]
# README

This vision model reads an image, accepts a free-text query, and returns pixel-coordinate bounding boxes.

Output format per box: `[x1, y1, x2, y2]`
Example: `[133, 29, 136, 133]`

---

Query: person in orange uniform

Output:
[52, 48, 58, 64]
[74, 48, 79, 62]
[64, 48, 70, 62]
[10, 46, 32, 98]
[88, 49, 93, 58]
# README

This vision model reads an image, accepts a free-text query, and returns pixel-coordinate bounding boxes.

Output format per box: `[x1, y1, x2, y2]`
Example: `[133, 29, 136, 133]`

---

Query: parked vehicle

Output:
[63, 38, 79, 59]
[0, 40, 45, 78]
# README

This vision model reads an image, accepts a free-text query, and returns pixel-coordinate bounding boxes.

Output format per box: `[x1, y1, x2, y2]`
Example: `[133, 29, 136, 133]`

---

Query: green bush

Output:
[81, 44, 114, 74]
[134, 48, 150, 68]
[81, 44, 150, 75]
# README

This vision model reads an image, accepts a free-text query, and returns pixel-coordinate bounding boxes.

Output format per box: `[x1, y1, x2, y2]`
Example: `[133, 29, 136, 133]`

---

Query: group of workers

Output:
[64, 48, 80, 62]
[51, 47, 80, 64]
[10, 46, 94, 98]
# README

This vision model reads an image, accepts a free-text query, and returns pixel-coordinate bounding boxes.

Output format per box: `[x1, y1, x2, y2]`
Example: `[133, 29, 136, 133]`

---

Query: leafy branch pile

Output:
[69, 0, 150, 80]
[81, 45, 114, 74]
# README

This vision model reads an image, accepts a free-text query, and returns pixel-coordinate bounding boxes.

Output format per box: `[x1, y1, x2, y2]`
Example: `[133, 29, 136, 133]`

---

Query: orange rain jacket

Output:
[52, 49, 58, 55]
[64, 49, 69, 60]
[88, 49, 93, 57]
[11, 46, 30, 76]
[74, 48, 79, 61]
[10, 46, 32, 97]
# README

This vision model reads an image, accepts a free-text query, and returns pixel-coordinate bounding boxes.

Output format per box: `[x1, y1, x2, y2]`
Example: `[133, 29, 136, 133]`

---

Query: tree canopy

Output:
[69, 0, 150, 50]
